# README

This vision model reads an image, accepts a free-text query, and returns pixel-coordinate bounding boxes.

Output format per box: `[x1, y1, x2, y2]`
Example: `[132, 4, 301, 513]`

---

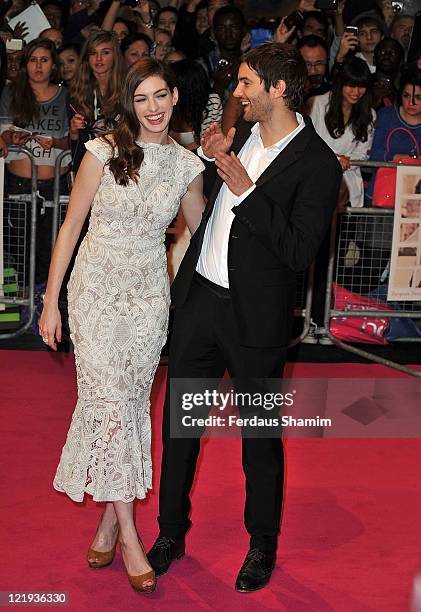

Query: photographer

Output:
[297, 35, 331, 107]
[199, 5, 244, 103]
[372, 37, 405, 109]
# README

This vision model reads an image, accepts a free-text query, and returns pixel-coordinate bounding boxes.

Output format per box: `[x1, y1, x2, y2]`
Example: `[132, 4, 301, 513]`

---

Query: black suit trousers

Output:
[158, 275, 287, 553]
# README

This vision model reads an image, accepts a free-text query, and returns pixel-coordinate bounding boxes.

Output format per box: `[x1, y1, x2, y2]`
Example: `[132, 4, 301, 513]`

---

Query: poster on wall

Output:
[388, 165, 421, 301]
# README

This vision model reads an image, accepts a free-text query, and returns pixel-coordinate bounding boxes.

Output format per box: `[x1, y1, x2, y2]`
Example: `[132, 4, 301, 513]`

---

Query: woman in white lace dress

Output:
[39, 58, 204, 593]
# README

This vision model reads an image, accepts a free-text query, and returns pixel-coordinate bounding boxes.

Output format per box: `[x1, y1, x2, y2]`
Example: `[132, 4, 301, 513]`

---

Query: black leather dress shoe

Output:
[235, 548, 276, 593]
[147, 536, 185, 576]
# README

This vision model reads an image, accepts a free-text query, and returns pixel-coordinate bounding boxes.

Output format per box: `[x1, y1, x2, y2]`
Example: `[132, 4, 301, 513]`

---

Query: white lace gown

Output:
[53, 137, 204, 502]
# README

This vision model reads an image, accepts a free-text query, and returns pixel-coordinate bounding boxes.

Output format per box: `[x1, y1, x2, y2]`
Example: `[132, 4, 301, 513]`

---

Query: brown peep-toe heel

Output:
[127, 569, 156, 593]
[87, 523, 119, 569]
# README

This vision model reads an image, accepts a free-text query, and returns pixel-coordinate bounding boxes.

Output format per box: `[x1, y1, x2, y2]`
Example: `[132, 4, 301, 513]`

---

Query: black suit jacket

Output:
[171, 116, 342, 348]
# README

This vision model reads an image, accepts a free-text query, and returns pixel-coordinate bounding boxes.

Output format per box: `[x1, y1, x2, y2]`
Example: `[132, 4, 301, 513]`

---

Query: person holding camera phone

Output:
[372, 37, 405, 109]
[199, 5, 245, 103]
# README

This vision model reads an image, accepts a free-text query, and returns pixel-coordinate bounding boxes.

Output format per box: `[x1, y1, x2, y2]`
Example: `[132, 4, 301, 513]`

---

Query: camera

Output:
[345, 25, 358, 36]
[391, 1, 404, 12]
[121, 0, 140, 6]
[315, 0, 338, 10]
[216, 58, 230, 70]
[284, 10, 303, 30]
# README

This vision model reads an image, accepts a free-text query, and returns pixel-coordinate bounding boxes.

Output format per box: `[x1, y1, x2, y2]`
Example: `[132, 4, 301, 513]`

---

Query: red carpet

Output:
[1, 350, 421, 611]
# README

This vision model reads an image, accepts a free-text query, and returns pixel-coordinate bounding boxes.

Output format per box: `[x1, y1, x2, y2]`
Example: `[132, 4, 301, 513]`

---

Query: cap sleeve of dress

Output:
[84, 137, 113, 165]
[182, 149, 205, 189]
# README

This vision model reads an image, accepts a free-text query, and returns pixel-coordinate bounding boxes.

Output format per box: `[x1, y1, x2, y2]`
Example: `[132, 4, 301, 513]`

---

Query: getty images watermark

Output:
[180, 388, 331, 430]
[169, 377, 421, 439]
[169, 378, 333, 439]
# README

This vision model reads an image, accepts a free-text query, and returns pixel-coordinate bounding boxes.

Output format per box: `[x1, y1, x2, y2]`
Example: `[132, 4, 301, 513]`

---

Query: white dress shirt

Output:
[196, 114, 305, 288]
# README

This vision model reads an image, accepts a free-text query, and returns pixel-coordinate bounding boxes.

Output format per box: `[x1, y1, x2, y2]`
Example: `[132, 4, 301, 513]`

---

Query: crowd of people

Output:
[0, 0, 419, 331]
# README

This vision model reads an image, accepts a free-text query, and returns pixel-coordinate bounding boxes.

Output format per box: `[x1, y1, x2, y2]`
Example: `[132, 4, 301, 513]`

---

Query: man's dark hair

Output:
[212, 5, 245, 27]
[121, 32, 153, 54]
[244, 42, 307, 111]
[297, 10, 329, 35]
[399, 65, 421, 102]
[296, 35, 329, 54]
[374, 37, 404, 65]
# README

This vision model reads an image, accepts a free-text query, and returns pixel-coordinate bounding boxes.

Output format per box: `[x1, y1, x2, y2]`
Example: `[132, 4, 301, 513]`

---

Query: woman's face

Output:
[401, 84, 421, 119]
[88, 42, 114, 78]
[342, 84, 367, 106]
[113, 21, 129, 42]
[133, 74, 178, 141]
[59, 49, 79, 82]
[153, 31, 172, 61]
[124, 40, 150, 67]
[195, 7, 209, 35]
[26, 47, 55, 84]
[157, 10, 178, 37]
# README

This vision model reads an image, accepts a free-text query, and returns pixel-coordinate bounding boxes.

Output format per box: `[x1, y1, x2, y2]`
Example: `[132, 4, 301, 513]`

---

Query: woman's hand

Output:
[299, 0, 318, 11]
[274, 16, 296, 43]
[0, 135, 8, 158]
[34, 135, 53, 150]
[2, 130, 31, 146]
[337, 154, 350, 171]
[39, 302, 62, 351]
[70, 113, 86, 140]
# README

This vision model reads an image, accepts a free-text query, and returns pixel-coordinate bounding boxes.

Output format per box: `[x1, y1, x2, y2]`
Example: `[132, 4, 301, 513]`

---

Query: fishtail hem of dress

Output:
[52, 479, 152, 503]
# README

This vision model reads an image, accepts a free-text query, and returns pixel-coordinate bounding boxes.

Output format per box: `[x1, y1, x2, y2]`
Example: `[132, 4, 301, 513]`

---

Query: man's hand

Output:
[215, 151, 254, 196]
[211, 59, 239, 98]
[336, 31, 358, 62]
[274, 16, 296, 43]
[12, 20, 28, 39]
[201, 123, 236, 158]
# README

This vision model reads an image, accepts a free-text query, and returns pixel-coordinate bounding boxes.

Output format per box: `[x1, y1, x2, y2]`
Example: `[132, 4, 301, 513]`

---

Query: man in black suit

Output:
[148, 42, 342, 592]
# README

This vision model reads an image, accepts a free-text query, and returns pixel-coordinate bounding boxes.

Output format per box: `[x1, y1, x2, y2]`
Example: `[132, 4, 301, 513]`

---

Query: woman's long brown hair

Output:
[69, 30, 126, 124]
[106, 58, 177, 186]
[11, 38, 59, 127]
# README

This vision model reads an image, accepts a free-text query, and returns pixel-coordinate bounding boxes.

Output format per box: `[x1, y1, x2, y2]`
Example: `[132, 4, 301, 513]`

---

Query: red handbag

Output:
[330, 283, 392, 344]
[372, 127, 421, 208]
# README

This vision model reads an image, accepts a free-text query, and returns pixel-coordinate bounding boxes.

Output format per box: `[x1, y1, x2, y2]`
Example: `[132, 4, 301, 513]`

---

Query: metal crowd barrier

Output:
[0, 147, 37, 339]
[51, 150, 71, 247]
[289, 265, 314, 347]
[322, 159, 421, 378]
